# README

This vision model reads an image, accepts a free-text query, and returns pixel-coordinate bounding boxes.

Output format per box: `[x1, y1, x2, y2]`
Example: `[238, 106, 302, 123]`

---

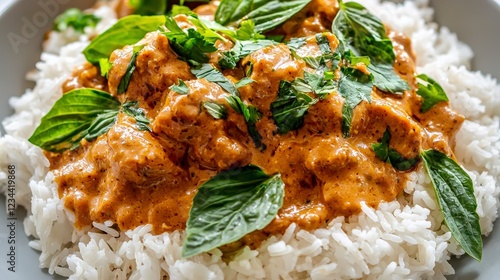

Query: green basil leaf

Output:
[421, 150, 482, 261]
[28, 89, 121, 152]
[286, 37, 307, 51]
[235, 77, 255, 88]
[54, 8, 100, 34]
[169, 79, 190, 95]
[235, 20, 266, 40]
[170, 5, 196, 16]
[85, 110, 119, 141]
[203, 101, 228, 119]
[332, 0, 409, 93]
[117, 45, 144, 94]
[219, 39, 276, 70]
[372, 128, 390, 160]
[416, 74, 449, 113]
[271, 80, 317, 134]
[226, 95, 265, 150]
[191, 63, 239, 96]
[368, 62, 409, 94]
[98, 58, 113, 78]
[129, 0, 168, 15]
[372, 128, 419, 171]
[338, 67, 373, 137]
[316, 33, 333, 55]
[163, 16, 217, 64]
[215, 0, 312, 33]
[83, 15, 165, 65]
[187, 15, 226, 43]
[122, 101, 151, 131]
[182, 165, 285, 258]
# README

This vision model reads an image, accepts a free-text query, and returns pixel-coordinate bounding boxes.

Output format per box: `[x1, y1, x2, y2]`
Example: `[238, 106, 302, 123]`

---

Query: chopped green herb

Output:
[117, 45, 145, 94]
[271, 80, 318, 134]
[169, 79, 190, 95]
[163, 16, 218, 64]
[191, 64, 265, 149]
[122, 101, 151, 131]
[315, 33, 333, 55]
[226, 95, 265, 149]
[416, 74, 449, 113]
[219, 39, 277, 70]
[235, 77, 255, 88]
[203, 101, 228, 119]
[372, 128, 419, 171]
[54, 8, 100, 33]
[421, 150, 482, 261]
[182, 165, 284, 258]
[215, 0, 312, 33]
[286, 37, 307, 51]
[83, 15, 165, 65]
[28, 89, 121, 153]
[191, 63, 239, 96]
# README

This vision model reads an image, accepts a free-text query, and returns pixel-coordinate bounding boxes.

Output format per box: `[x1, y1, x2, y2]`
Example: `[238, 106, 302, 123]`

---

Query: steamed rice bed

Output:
[1, 0, 499, 279]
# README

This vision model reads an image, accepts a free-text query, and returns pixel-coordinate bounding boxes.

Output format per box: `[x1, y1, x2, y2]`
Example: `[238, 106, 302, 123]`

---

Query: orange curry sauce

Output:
[47, 0, 463, 248]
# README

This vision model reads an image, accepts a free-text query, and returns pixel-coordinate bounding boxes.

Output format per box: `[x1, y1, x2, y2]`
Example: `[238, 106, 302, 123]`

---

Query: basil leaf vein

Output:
[421, 150, 482, 261]
[182, 165, 285, 258]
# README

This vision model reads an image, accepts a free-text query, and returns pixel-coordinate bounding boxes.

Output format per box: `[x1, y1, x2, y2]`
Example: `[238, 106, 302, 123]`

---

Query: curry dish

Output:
[46, 0, 463, 248]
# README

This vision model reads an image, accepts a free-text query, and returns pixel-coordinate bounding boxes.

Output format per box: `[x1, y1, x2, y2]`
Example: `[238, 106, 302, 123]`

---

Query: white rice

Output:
[1, 0, 499, 279]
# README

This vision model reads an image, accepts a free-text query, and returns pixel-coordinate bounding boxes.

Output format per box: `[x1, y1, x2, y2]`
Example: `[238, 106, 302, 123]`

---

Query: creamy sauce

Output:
[49, 0, 463, 248]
